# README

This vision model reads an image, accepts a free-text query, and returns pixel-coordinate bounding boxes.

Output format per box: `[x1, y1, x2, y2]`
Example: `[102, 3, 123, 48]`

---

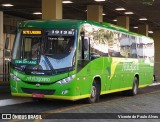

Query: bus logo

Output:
[36, 83, 40, 87]
[26, 77, 50, 82]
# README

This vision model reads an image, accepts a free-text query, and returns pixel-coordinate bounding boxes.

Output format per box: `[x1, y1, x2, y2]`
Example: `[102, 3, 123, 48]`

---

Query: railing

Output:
[1, 33, 14, 83]
[3, 58, 10, 82]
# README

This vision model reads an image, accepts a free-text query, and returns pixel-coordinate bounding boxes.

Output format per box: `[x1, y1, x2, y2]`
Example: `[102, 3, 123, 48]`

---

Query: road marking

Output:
[0, 98, 32, 107]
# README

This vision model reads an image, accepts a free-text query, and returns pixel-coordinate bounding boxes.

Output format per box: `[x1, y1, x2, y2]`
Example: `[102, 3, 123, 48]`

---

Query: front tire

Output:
[86, 81, 100, 103]
[129, 77, 138, 96]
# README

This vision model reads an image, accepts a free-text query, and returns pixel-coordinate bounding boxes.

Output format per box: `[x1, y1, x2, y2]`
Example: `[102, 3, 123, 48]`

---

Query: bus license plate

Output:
[32, 93, 44, 98]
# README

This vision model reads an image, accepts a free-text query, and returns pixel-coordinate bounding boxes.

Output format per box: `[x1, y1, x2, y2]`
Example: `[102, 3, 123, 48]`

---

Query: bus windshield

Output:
[12, 29, 76, 74]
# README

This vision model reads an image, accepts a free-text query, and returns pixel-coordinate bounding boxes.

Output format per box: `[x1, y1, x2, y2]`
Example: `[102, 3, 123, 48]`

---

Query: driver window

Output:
[31, 38, 40, 58]
[24, 38, 32, 59]
[78, 34, 90, 60]
[24, 38, 31, 52]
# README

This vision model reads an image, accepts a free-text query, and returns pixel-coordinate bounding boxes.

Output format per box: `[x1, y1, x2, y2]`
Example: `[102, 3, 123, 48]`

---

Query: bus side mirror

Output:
[5, 37, 9, 49]
[83, 37, 90, 51]
[80, 32, 85, 37]
[80, 31, 90, 51]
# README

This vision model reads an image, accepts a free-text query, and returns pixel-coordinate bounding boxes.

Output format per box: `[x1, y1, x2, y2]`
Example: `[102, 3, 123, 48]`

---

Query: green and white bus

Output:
[10, 20, 154, 103]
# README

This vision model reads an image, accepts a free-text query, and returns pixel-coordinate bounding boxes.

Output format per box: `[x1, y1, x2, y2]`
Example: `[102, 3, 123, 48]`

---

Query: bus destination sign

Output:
[22, 30, 42, 35]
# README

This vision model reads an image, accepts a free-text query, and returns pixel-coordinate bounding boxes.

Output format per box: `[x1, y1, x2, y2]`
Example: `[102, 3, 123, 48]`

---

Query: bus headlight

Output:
[10, 73, 20, 82]
[57, 75, 76, 84]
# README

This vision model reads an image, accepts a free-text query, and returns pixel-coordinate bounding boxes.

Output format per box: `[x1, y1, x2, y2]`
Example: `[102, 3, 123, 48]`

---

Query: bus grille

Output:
[21, 88, 55, 95]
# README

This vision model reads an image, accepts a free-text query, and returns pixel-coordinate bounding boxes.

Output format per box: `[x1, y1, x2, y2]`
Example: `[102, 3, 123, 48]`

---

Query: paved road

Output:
[0, 82, 160, 122]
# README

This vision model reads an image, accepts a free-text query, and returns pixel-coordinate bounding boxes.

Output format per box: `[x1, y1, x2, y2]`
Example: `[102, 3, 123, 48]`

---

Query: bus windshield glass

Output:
[12, 29, 76, 74]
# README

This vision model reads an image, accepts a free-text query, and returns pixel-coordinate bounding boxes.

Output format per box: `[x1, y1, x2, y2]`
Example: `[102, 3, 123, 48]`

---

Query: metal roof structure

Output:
[0, 0, 159, 33]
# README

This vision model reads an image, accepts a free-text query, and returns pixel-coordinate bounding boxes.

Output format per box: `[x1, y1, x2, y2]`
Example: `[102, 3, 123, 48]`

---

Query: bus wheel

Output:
[129, 77, 138, 96]
[86, 81, 100, 103]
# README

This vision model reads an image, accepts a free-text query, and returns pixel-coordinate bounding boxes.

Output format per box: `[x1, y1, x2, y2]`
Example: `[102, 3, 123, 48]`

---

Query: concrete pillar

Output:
[42, 0, 62, 19]
[153, 31, 160, 81]
[137, 24, 149, 36]
[0, 12, 3, 58]
[0, 11, 3, 51]
[117, 16, 130, 30]
[0, 11, 3, 79]
[87, 5, 103, 22]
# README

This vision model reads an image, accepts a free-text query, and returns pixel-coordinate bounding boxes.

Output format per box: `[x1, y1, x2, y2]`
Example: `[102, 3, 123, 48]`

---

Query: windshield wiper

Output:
[43, 55, 57, 74]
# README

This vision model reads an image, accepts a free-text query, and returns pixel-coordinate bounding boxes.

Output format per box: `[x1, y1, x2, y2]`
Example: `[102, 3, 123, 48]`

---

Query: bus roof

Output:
[19, 19, 84, 29]
[19, 19, 150, 38]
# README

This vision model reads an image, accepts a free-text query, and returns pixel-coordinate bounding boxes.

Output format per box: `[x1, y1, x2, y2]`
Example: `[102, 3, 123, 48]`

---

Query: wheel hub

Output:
[91, 86, 96, 98]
